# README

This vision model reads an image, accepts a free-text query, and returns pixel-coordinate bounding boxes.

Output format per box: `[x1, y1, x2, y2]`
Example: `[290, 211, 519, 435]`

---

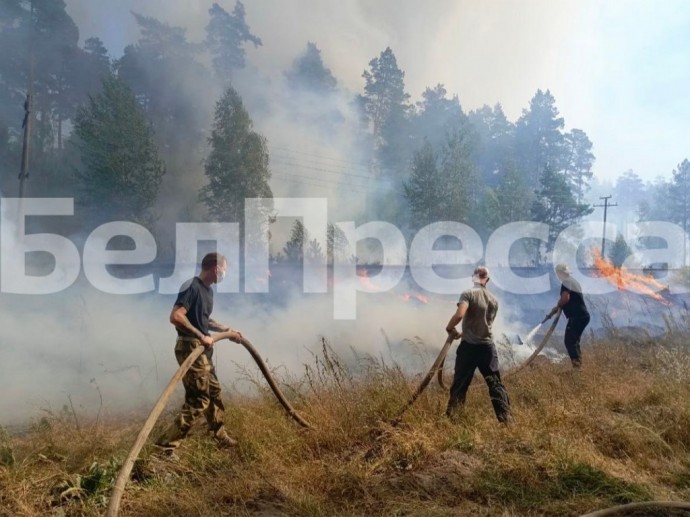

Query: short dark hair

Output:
[473, 266, 490, 279]
[201, 252, 227, 271]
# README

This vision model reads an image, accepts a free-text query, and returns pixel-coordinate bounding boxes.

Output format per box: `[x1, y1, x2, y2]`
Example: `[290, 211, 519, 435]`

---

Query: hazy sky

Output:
[64, 0, 690, 184]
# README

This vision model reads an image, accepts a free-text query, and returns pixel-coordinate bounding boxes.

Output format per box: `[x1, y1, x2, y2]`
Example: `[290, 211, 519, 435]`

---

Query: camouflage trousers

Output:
[156, 338, 231, 449]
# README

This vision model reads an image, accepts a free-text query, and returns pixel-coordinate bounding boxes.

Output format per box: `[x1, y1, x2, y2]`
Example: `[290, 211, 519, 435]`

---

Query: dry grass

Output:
[2, 335, 690, 517]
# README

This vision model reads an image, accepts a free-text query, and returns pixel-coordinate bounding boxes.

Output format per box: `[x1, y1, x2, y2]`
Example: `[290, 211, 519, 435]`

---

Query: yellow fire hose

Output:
[395, 309, 562, 424]
[106, 332, 312, 517]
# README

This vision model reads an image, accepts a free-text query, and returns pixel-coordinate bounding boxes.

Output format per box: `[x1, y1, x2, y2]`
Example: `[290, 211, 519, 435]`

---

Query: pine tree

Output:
[468, 103, 514, 188]
[413, 84, 465, 151]
[608, 234, 632, 268]
[494, 160, 532, 224]
[403, 142, 443, 229]
[73, 76, 165, 225]
[206, 1, 262, 82]
[562, 128, 594, 203]
[327, 223, 349, 264]
[439, 128, 478, 224]
[515, 89, 565, 188]
[283, 220, 307, 263]
[531, 166, 593, 252]
[285, 42, 336, 93]
[200, 87, 273, 224]
[360, 47, 412, 176]
[668, 159, 690, 265]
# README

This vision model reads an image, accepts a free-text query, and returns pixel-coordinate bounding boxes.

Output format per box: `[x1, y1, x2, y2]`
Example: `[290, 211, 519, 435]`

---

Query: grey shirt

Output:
[458, 285, 499, 345]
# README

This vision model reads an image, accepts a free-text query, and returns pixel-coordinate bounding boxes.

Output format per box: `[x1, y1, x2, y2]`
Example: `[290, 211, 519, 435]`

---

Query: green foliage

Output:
[283, 220, 307, 263]
[285, 42, 337, 94]
[515, 89, 566, 188]
[554, 462, 651, 503]
[206, 1, 262, 82]
[669, 159, 690, 232]
[404, 126, 479, 231]
[0, 426, 14, 467]
[491, 159, 533, 226]
[608, 234, 632, 268]
[562, 128, 594, 203]
[52, 459, 120, 504]
[360, 47, 412, 177]
[0, 0, 104, 151]
[73, 76, 165, 224]
[468, 103, 514, 188]
[200, 86, 272, 225]
[116, 12, 212, 154]
[615, 170, 649, 222]
[439, 128, 479, 224]
[327, 223, 349, 264]
[531, 166, 593, 251]
[413, 84, 465, 151]
[403, 141, 443, 229]
[306, 238, 325, 265]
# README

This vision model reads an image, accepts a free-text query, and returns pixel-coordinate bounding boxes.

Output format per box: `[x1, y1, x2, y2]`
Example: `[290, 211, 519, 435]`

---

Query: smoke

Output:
[5, 1, 690, 425]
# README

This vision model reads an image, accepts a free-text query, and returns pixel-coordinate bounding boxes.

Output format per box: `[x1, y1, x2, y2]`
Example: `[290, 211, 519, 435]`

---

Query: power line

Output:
[272, 171, 406, 197]
[270, 156, 381, 182]
[593, 195, 618, 257]
[268, 145, 372, 171]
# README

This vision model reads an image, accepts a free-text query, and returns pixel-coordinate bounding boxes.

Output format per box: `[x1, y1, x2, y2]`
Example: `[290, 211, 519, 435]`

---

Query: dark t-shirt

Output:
[174, 277, 214, 358]
[560, 276, 589, 319]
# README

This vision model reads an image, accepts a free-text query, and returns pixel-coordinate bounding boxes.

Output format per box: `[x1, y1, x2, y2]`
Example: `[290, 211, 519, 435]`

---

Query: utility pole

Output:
[18, 91, 32, 198]
[593, 195, 617, 259]
[19, 0, 35, 200]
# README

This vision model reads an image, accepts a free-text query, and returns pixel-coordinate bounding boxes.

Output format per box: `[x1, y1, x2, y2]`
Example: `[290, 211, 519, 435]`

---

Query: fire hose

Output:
[106, 332, 312, 517]
[391, 335, 455, 425]
[394, 309, 562, 423]
[579, 501, 690, 516]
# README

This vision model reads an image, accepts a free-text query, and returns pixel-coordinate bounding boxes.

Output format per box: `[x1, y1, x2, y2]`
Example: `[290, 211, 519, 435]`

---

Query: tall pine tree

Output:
[360, 47, 412, 177]
[206, 1, 262, 82]
[200, 87, 272, 225]
[531, 166, 592, 254]
[73, 76, 165, 225]
[285, 42, 336, 94]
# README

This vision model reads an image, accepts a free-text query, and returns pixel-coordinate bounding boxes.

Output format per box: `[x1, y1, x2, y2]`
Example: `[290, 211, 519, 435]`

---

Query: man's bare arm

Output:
[208, 319, 230, 332]
[170, 305, 213, 347]
[446, 302, 468, 339]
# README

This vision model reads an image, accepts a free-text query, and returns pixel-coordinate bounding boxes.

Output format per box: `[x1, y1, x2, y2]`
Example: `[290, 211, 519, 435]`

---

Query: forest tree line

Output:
[1, 0, 688, 265]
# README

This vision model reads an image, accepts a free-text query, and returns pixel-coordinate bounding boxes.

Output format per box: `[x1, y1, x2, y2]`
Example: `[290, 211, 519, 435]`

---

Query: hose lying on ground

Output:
[395, 309, 563, 424]
[579, 501, 690, 516]
[107, 332, 312, 517]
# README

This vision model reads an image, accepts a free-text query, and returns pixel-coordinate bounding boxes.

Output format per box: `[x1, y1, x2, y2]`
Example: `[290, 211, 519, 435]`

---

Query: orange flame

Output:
[414, 293, 429, 304]
[400, 292, 429, 304]
[592, 249, 668, 303]
[357, 268, 379, 291]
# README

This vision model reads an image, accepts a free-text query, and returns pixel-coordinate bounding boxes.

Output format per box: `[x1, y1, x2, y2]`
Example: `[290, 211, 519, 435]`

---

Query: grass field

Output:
[2, 330, 690, 516]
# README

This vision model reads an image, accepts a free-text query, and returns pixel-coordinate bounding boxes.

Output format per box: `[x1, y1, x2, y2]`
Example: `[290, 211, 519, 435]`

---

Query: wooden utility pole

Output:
[593, 195, 617, 258]
[19, 1, 35, 199]
[18, 91, 32, 198]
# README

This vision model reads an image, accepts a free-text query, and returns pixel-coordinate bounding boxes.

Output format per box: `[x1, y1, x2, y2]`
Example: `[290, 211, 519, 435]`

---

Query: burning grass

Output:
[2, 335, 690, 516]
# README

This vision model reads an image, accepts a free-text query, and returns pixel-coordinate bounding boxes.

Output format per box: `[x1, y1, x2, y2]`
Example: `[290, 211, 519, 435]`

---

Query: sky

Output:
[62, 0, 690, 184]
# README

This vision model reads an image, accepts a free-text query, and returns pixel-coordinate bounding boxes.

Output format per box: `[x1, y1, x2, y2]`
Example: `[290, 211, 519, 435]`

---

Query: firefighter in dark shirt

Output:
[156, 252, 242, 453]
[545, 263, 590, 368]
